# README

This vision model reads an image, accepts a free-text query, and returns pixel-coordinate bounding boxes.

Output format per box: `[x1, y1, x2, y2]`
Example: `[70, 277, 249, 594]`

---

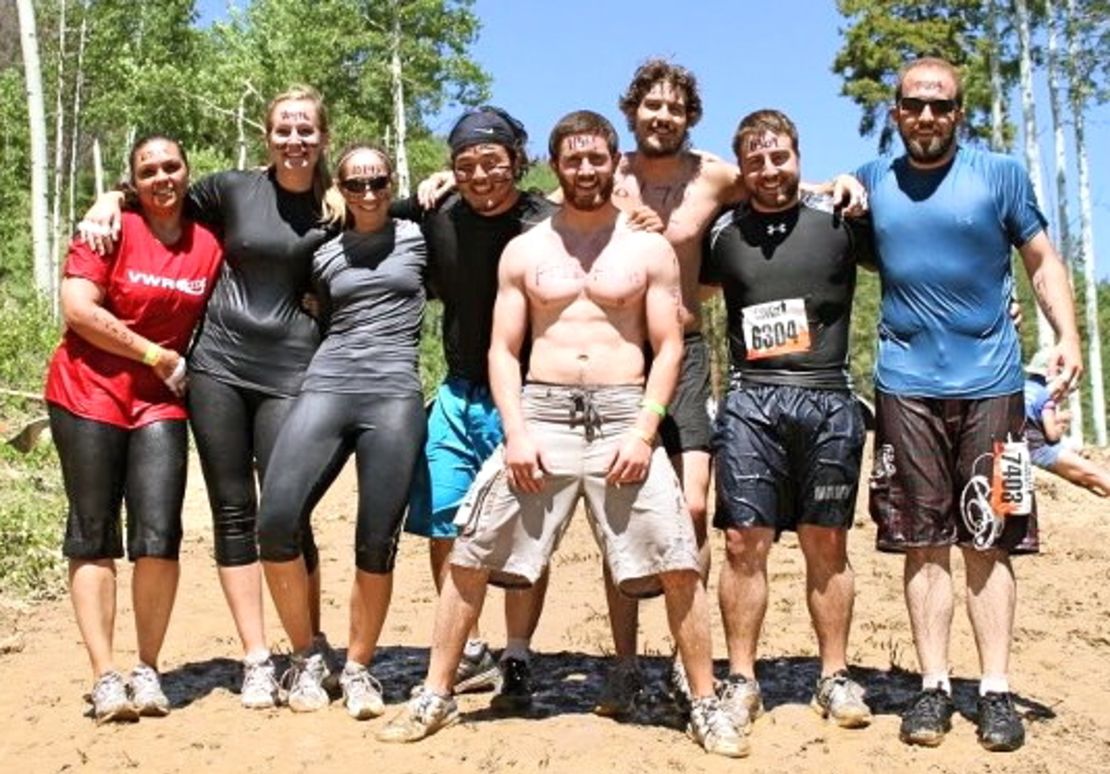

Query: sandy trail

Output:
[1, 440, 1108, 773]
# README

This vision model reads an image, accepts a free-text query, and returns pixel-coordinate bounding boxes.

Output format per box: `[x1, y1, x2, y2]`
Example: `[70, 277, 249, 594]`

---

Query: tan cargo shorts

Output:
[450, 383, 700, 598]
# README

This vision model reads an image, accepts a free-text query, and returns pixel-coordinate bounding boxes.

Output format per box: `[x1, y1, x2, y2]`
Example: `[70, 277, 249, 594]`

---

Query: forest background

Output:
[1, 0, 1108, 599]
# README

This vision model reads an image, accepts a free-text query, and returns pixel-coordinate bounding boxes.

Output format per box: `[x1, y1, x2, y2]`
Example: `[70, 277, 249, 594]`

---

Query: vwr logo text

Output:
[127, 270, 207, 296]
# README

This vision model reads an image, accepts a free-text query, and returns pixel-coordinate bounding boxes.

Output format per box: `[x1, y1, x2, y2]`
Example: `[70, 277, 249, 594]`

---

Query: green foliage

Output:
[520, 163, 557, 196]
[420, 299, 447, 398]
[833, 0, 1012, 152]
[0, 443, 65, 599]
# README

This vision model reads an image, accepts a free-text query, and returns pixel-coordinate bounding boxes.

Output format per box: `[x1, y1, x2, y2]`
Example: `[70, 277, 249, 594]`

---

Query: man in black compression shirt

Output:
[701, 110, 874, 741]
[402, 107, 556, 710]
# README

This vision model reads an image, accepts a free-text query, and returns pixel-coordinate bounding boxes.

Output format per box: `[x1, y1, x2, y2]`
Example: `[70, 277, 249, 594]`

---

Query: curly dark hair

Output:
[618, 58, 704, 131]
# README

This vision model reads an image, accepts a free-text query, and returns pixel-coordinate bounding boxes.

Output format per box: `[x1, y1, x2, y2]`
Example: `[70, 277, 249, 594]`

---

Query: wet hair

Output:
[321, 143, 393, 228]
[731, 109, 800, 161]
[618, 58, 704, 132]
[894, 57, 964, 105]
[448, 105, 530, 180]
[265, 85, 332, 206]
[120, 134, 189, 210]
[548, 110, 619, 162]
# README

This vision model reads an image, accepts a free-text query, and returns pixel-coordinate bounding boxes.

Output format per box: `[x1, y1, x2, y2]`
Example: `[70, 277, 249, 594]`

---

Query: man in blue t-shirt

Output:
[856, 57, 1082, 753]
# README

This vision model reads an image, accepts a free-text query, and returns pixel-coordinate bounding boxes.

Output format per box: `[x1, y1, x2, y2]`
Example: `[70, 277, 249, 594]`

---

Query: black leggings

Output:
[258, 392, 425, 574]
[49, 404, 187, 561]
[187, 371, 319, 571]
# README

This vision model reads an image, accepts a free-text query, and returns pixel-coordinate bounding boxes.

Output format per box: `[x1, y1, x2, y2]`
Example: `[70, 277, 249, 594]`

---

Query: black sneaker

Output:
[976, 691, 1025, 752]
[490, 657, 533, 713]
[899, 687, 955, 747]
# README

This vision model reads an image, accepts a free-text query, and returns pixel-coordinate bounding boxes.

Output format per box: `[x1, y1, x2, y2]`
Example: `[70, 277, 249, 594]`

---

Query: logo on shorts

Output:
[814, 484, 853, 501]
[870, 443, 897, 482]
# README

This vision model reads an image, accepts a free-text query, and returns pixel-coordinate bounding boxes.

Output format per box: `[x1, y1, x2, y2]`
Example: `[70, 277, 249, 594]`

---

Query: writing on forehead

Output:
[747, 134, 780, 152]
[346, 162, 383, 176]
[566, 134, 598, 151]
[280, 110, 311, 123]
[138, 149, 156, 162]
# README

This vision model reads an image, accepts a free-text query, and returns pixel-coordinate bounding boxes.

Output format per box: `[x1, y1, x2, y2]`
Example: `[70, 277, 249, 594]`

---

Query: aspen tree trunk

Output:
[50, 0, 67, 282]
[1065, 0, 1107, 446]
[1044, 0, 1084, 444]
[16, 0, 52, 299]
[1015, 0, 1055, 352]
[92, 137, 104, 195]
[66, 7, 89, 240]
[987, 0, 1006, 151]
[390, 0, 411, 197]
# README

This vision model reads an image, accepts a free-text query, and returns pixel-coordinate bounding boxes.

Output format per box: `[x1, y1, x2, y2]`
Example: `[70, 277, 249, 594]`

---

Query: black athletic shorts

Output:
[658, 332, 713, 456]
[869, 391, 1038, 554]
[712, 383, 864, 533]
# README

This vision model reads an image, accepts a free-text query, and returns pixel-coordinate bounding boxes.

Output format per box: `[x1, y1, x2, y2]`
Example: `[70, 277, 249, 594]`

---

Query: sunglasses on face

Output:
[898, 97, 960, 116]
[340, 176, 391, 194]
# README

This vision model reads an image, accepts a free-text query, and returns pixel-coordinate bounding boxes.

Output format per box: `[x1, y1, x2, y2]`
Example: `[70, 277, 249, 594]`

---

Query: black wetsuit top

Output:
[702, 194, 873, 390]
[394, 191, 556, 384]
[187, 169, 333, 398]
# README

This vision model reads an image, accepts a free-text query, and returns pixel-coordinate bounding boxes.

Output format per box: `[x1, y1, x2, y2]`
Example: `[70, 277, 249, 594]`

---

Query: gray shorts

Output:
[450, 383, 700, 598]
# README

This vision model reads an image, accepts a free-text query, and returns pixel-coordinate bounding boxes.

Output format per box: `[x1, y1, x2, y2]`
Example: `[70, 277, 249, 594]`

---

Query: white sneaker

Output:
[340, 662, 385, 720]
[688, 696, 750, 758]
[240, 655, 279, 709]
[129, 664, 170, 717]
[281, 653, 330, 712]
[88, 670, 138, 724]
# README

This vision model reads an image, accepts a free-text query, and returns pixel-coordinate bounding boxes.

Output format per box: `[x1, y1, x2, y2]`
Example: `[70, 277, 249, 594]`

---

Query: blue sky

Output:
[199, 0, 1110, 281]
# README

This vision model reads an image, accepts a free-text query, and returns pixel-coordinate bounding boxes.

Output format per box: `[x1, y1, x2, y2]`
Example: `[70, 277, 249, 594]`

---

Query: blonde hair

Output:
[265, 85, 332, 207]
[321, 143, 394, 227]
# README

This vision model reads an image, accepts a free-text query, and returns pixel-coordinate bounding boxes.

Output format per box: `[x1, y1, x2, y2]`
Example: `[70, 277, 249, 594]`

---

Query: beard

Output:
[900, 126, 956, 164]
[561, 175, 615, 211]
[636, 127, 688, 158]
[750, 177, 800, 211]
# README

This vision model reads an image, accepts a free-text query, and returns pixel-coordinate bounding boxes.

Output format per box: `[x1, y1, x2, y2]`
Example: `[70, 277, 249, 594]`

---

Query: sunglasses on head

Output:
[340, 176, 391, 194]
[898, 97, 960, 116]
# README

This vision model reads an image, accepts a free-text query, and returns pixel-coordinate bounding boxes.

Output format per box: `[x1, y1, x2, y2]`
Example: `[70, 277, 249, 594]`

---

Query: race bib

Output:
[990, 439, 1033, 517]
[742, 298, 810, 360]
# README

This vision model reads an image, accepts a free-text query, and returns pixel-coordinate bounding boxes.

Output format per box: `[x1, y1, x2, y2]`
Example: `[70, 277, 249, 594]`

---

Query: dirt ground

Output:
[1, 439, 1108, 773]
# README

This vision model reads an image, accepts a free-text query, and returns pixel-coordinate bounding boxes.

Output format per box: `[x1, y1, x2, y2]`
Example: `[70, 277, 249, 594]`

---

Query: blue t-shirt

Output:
[1023, 377, 1052, 425]
[856, 146, 1047, 398]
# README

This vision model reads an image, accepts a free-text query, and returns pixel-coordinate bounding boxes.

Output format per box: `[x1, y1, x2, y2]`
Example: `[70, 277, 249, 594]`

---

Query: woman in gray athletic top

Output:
[256, 144, 427, 720]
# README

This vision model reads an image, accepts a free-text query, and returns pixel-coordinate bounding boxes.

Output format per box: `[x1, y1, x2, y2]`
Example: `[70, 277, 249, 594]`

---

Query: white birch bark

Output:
[49, 0, 67, 282]
[16, 0, 52, 299]
[390, 0, 411, 197]
[987, 0, 1006, 150]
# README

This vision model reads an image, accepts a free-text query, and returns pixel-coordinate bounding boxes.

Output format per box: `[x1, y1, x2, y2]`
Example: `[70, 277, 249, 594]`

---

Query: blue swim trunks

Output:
[406, 377, 504, 538]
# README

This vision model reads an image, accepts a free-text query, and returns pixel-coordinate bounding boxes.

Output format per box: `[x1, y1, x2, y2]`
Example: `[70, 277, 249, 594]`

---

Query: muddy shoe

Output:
[717, 674, 763, 732]
[240, 654, 279, 709]
[490, 657, 533, 713]
[88, 670, 138, 724]
[899, 687, 955, 747]
[811, 670, 871, 728]
[377, 685, 459, 743]
[454, 642, 501, 694]
[281, 652, 330, 712]
[593, 660, 644, 717]
[339, 662, 385, 720]
[688, 696, 750, 758]
[977, 691, 1025, 752]
[129, 664, 170, 717]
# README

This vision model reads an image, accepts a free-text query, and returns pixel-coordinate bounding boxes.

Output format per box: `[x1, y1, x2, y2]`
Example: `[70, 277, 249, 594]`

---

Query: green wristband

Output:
[640, 398, 667, 418]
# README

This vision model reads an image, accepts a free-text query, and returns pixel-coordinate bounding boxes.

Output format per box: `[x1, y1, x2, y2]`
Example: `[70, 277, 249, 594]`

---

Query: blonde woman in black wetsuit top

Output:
[257, 144, 426, 719]
[78, 86, 336, 710]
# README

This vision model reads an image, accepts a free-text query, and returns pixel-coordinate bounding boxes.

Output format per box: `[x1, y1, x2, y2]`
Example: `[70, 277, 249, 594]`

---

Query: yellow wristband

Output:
[630, 428, 655, 447]
[640, 398, 667, 418]
[142, 345, 162, 366]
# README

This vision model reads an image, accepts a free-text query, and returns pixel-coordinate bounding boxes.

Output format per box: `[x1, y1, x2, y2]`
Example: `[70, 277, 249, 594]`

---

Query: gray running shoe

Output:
[688, 696, 750, 758]
[88, 670, 138, 724]
[377, 685, 459, 743]
[129, 664, 170, 717]
[717, 674, 764, 732]
[812, 670, 871, 728]
[339, 662, 385, 720]
[593, 660, 644, 717]
[454, 642, 501, 694]
[240, 655, 279, 709]
[281, 652, 330, 712]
